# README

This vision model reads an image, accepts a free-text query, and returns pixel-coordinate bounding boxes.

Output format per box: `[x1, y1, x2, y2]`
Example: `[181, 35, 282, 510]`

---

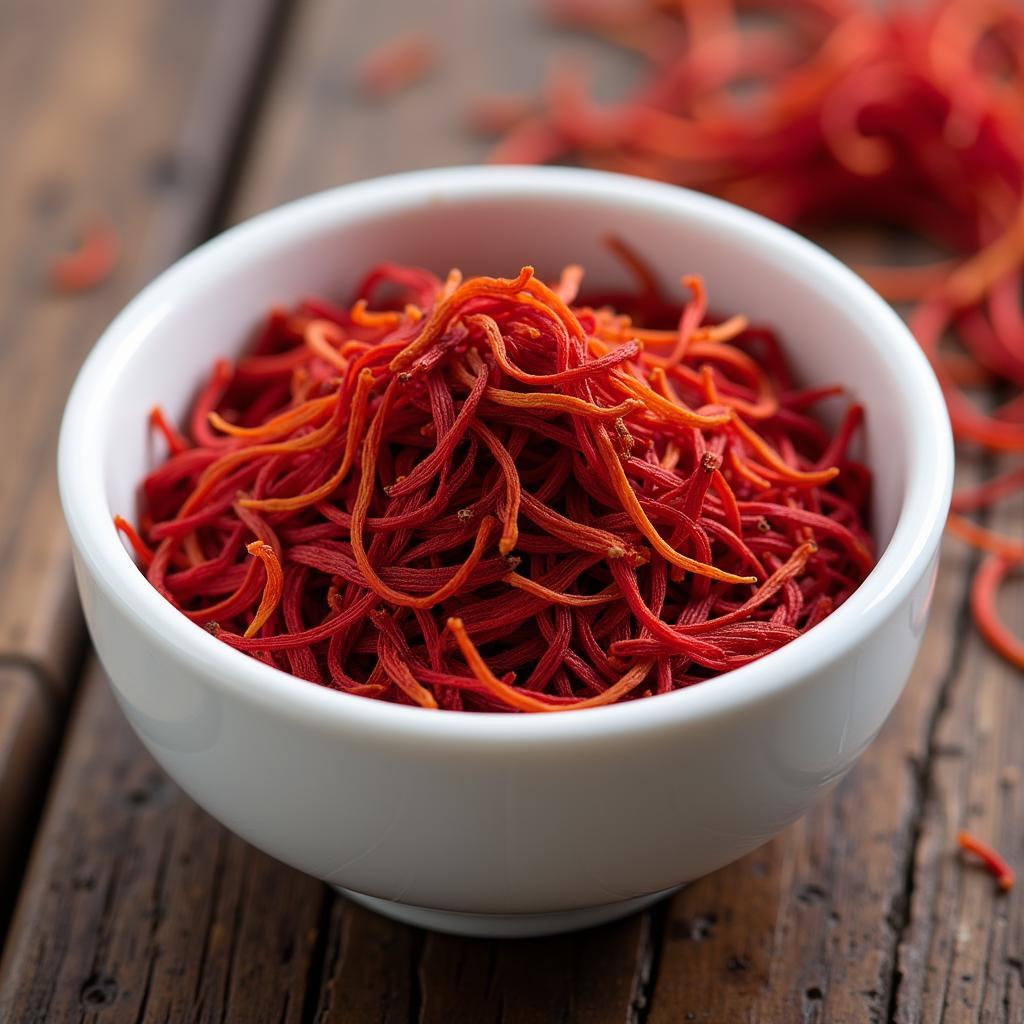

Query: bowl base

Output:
[332, 885, 679, 938]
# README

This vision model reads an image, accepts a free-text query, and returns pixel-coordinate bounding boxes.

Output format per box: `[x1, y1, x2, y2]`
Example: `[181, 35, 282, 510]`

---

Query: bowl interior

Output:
[98, 182, 909, 555]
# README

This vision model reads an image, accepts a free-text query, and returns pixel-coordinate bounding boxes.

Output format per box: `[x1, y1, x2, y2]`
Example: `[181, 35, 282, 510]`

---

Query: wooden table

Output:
[0, 2, 1020, 1020]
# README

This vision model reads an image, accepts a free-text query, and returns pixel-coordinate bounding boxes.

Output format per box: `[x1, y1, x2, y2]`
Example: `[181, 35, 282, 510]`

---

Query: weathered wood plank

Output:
[230, 0, 640, 216]
[417, 916, 651, 1023]
[0, 0, 282, 689]
[891, 486, 1024, 1023]
[0, 664, 417, 1024]
[646, 526, 976, 1023]
[0, 666, 57, 922]
[0, 653, 649, 1024]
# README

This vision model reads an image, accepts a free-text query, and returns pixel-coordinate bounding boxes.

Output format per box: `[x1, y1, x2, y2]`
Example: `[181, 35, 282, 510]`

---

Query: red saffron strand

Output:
[971, 554, 1024, 670]
[48, 221, 119, 293]
[958, 829, 1016, 892]
[149, 406, 191, 455]
[355, 32, 437, 98]
[114, 515, 154, 567]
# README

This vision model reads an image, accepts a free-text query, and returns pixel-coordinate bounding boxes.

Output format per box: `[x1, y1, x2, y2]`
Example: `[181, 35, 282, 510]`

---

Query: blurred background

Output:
[1, 1, 1022, 1020]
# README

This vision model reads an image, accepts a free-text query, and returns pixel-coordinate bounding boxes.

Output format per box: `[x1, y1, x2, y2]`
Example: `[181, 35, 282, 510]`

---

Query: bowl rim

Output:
[58, 165, 954, 744]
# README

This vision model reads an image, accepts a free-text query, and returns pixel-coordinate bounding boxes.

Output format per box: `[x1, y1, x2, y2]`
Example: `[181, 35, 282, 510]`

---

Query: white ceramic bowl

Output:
[59, 167, 953, 938]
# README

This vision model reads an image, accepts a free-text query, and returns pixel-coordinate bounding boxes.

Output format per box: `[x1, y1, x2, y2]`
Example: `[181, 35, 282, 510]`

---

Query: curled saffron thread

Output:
[208, 394, 336, 440]
[951, 466, 1024, 513]
[946, 513, 1024, 560]
[239, 369, 376, 513]
[958, 829, 1016, 892]
[446, 617, 654, 712]
[504, 573, 620, 607]
[243, 541, 284, 639]
[119, 255, 872, 711]
[48, 221, 119, 293]
[595, 427, 757, 585]
[304, 319, 349, 372]
[971, 554, 1024, 670]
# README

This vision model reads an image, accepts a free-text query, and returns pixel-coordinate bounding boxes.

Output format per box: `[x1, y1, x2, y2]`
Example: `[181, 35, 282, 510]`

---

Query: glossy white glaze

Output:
[59, 167, 953, 937]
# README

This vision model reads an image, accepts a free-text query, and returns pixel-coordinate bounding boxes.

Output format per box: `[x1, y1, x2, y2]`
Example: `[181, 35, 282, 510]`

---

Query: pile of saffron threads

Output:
[117, 257, 873, 712]
[487, 0, 1024, 671]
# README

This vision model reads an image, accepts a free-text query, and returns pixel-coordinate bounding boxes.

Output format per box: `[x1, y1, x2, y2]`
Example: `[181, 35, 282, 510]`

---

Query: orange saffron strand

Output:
[447, 617, 653, 712]
[304, 320, 349, 372]
[243, 541, 284, 639]
[595, 427, 757, 585]
[483, 389, 644, 420]
[208, 394, 336, 440]
[958, 829, 1015, 891]
[181, 399, 344, 515]
[730, 415, 840, 487]
[951, 465, 1024, 513]
[239, 369, 376, 513]
[390, 268, 535, 372]
[504, 573, 619, 607]
[612, 370, 733, 429]
[946, 513, 1024, 560]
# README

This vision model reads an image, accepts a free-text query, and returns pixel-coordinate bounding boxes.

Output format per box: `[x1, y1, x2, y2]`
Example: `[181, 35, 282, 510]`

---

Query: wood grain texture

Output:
[0, 664, 418, 1024]
[417, 916, 652, 1023]
[0, 666, 57, 919]
[891, 485, 1024, 1023]
[0, 0, 282, 689]
[229, 0, 639, 217]
[0, 666, 649, 1023]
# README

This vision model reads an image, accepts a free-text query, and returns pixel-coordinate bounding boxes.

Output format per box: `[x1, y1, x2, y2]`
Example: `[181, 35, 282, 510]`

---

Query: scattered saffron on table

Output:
[48, 221, 119, 293]
[117, 256, 873, 711]
[489, 0, 1024, 670]
[958, 829, 1016, 892]
[355, 32, 437, 98]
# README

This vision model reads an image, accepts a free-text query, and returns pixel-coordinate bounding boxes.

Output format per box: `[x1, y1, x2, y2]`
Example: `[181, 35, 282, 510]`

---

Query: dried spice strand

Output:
[355, 31, 437, 98]
[119, 255, 872, 712]
[49, 220, 119, 293]
[971, 554, 1024, 670]
[114, 515, 154, 567]
[958, 829, 1016, 892]
[946, 513, 1024, 560]
[243, 540, 284, 638]
[149, 406, 191, 455]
